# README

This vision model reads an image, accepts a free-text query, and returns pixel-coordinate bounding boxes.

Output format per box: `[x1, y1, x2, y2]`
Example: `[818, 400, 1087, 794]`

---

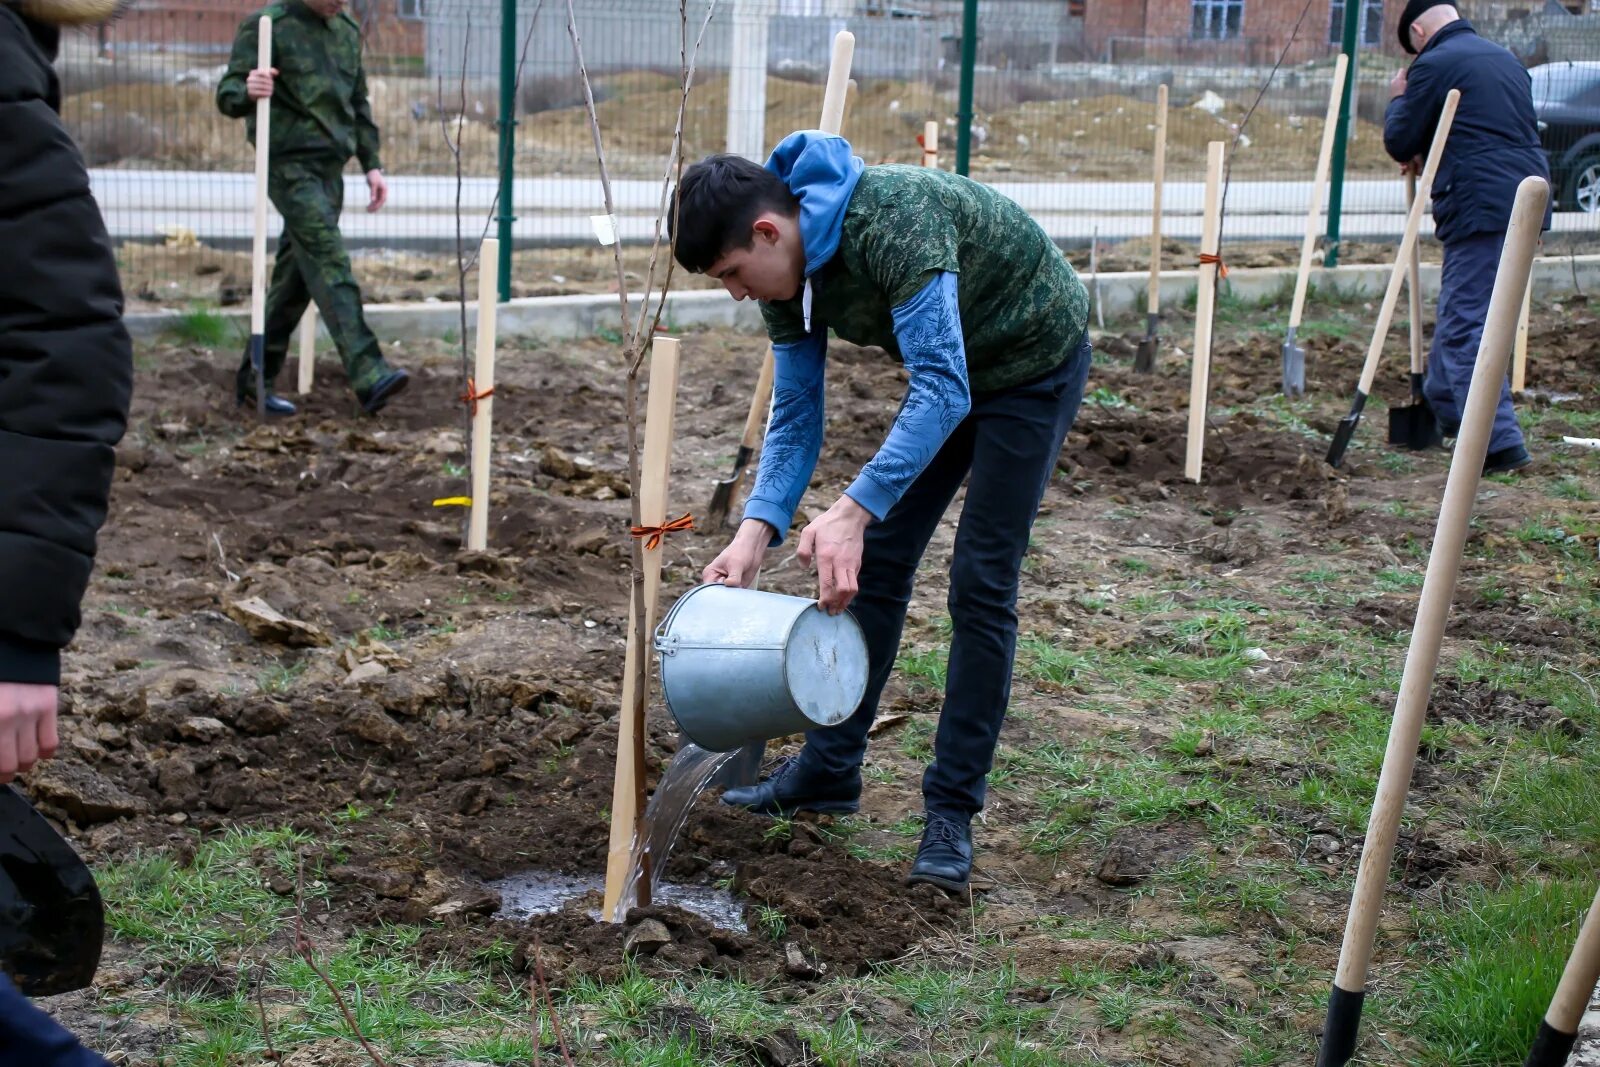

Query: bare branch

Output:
[254, 960, 280, 1063]
[565, 0, 631, 346]
[293, 856, 391, 1067]
[531, 934, 574, 1067]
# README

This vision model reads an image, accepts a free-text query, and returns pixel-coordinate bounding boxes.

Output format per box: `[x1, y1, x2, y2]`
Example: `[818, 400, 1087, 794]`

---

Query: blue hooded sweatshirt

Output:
[0, 972, 111, 1067]
[743, 131, 971, 541]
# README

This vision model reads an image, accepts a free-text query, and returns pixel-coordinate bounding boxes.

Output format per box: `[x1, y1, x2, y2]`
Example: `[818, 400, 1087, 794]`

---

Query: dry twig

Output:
[293, 856, 391, 1067]
[530, 934, 574, 1067]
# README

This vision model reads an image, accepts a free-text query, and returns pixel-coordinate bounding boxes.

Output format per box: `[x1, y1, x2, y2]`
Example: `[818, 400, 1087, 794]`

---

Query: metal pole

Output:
[1323, 0, 1362, 268]
[496, 0, 517, 302]
[955, 0, 977, 176]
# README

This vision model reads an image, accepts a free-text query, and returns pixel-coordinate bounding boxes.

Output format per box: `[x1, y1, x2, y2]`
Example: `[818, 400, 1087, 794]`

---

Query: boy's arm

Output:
[215, 15, 260, 120]
[743, 329, 827, 546]
[844, 270, 970, 520]
[353, 58, 383, 173]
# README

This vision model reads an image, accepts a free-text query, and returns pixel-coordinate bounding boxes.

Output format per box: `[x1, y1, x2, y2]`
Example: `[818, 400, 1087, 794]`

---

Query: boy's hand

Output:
[798, 496, 871, 615]
[0, 684, 59, 784]
[704, 519, 773, 588]
[246, 66, 278, 101]
[366, 169, 388, 213]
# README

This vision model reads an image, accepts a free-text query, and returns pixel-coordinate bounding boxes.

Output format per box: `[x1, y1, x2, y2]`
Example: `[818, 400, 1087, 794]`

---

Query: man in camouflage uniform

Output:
[672, 132, 1092, 893]
[217, 0, 408, 416]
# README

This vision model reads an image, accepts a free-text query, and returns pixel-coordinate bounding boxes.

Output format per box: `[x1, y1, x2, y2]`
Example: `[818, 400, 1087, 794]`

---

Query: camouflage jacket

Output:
[216, 1, 382, 172]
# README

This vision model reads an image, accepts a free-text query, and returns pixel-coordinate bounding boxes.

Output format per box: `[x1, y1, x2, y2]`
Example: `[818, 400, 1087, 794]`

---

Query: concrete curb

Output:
[125, 254, 1600, 344]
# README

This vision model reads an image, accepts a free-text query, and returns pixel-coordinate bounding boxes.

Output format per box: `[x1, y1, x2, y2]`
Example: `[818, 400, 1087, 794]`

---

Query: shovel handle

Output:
[1289, 52, 1348, 332]
[740, 348, 776, 451]
[1148, 84, 1168, 318]
[1353, 89, 1459, 398]
[1406, 173, 1425, 377]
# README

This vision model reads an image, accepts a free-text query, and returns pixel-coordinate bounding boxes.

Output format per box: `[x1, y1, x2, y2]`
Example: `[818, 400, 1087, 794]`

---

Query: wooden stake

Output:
[1513, 270, 1532, 395]
[296, 305, 317, 396]
[1090, 225, 1103, 331]
[922, 120, 938, 168]
[1317, 175, 1550, 1067]
[1522, 883, 1600, 1067]
[248, 15, 272, 420]
[1185, 141, 1225, 484]
[1148, 83, 1168, 321]
[1406, 172, 1424, 381]
[1283, 52, 1348, 390]
[467, 238, 499, 552]
[819, 32, 855, 135]
[603, 336, 681, 922]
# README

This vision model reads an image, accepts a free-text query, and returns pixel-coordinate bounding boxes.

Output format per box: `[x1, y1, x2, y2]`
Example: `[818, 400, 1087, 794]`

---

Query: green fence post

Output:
[1323, 0, 1362, 269]
[496, 0, 517, 302]
[955, 0, 977, 176]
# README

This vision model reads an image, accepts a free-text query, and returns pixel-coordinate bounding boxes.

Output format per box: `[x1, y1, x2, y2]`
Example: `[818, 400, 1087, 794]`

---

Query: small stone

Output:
[342, 705, 412, 746]
[343, 660, 389, 686]
[268, 875, 294, 895]
[25, 761, 147, 824]
[224, 595, 329, 648]
[539, 445, 581, 480]
[1095, 844, 1143, 887]
[783, 942, 821, 978]
[1192, 731, 1215, 757]
[623, 918, 673, 957]
[178, 716, 230, 742]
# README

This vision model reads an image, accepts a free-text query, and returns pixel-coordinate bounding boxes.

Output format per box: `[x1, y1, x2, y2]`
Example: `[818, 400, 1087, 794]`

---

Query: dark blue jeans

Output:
[1424, 230, 1527, 454]
[799, 337, 1093, 820]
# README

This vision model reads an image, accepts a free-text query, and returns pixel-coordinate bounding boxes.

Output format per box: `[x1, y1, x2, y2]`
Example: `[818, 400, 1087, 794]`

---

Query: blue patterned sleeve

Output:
[844, 271, 971, 519]
[742, 331, 826, 545]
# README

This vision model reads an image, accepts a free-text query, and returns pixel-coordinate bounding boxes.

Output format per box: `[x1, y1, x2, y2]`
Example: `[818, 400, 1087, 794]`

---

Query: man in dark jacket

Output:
[217, 0, 409, 416]
[0, 4, 129, 1063]
[1386, 1, 1549, 473]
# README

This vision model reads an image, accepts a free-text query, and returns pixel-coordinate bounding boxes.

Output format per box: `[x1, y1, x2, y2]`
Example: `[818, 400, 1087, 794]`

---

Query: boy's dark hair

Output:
[670, 154, 798, 274]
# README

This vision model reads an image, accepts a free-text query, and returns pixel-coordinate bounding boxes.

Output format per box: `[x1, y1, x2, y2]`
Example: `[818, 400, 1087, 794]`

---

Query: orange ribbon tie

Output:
[630, 512, 695, 551]
[1198, 253, 1229, 279]
[462, 378, 495, 416]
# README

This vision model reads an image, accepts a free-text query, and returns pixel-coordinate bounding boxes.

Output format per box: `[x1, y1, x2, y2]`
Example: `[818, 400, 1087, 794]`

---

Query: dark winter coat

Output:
[0, 3, 133, 686]
[1384, 19, 1552, 242]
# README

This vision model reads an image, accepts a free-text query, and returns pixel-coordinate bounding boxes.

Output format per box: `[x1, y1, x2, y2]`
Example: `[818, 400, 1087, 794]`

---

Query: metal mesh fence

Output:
[60, 0, 1600, 309]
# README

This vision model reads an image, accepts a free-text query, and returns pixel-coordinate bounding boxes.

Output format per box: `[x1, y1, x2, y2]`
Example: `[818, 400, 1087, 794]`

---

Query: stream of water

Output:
[610, 742, 737, 922]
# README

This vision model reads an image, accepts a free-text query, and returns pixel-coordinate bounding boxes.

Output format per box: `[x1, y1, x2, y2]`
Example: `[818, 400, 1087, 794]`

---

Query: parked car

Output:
[1530, 60, 1600, 212]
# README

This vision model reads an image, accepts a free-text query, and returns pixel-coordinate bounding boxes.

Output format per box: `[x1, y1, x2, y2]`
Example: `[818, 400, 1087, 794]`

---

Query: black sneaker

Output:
[234, 367, 297, 416]
[719, 756, 861, 816]
[1484, 444, 1532, 474]
[907, 812, 973, 893]
[356, 368, 410, 415]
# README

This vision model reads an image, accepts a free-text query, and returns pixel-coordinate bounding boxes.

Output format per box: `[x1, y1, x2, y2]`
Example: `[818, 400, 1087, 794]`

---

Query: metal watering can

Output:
[654, 584, 869, 753]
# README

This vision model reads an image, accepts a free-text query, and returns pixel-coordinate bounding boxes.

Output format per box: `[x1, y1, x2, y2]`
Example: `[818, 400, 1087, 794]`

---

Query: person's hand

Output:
[797, 496, 871, 615]
[0, 684, 59, 785]
[1390, 66, 1408, 100]
[365, 169, 388, 213]
[703, 518, 773, 588]
[1399, 156, 1422, 177]
[246, 66, 278, 101]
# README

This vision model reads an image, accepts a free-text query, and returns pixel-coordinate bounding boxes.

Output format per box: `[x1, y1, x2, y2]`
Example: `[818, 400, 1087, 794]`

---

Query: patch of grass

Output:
[1405, 879, 1596, 1065]
[256, 658, 308, 694]
[99, 827, 309, 963]
[1551, 475, 1594, 501]
[898, 717, 935, 762]
[169, 306, 233, 347]
[753, 905, 788, 941]
[896, 646, 948, 691]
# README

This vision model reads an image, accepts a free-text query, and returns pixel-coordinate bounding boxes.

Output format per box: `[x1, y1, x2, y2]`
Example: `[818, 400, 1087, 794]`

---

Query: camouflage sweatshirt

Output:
[216, 1, 382, 172]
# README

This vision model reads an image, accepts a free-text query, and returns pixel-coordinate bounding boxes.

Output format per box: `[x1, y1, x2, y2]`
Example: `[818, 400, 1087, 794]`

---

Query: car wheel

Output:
[1567, 154, 1600, 212]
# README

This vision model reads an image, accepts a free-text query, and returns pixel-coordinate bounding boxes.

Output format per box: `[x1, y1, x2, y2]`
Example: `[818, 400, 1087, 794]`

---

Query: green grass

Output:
[1405, 879, 1597, 1065]
[169, 307, 233, 347]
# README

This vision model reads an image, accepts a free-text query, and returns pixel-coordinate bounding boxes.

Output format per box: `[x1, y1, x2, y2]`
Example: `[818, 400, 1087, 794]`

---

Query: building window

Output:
[1328, 0, 1384, 47]
[397, 0, 425, 19]
[1192, 0, 1243, 40]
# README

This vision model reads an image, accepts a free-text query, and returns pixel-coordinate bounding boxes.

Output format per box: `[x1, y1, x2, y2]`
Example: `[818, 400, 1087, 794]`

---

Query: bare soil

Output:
[27, 290, 1600, 1064]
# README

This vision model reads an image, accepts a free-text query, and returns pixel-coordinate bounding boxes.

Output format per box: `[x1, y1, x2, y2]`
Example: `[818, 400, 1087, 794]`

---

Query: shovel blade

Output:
[706, 476, 738, 531]
[0, 786, 103, 995]
[1134, 337, 1157, 374]
[1326, 413, 1362, 468]
[1387, 403, 1442, 451]
[1281, 339, 1306, 397]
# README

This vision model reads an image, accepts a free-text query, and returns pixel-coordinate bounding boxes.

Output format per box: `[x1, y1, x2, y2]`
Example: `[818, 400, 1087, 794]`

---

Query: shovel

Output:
[1134, 84, 1168, 375]
[0, 786, 104, 996]
[706, 347, 775, 530]
[1328, 89, 1459, 468]
[1387, 173, 1441, 450]
[1285, 53, 1348, 396]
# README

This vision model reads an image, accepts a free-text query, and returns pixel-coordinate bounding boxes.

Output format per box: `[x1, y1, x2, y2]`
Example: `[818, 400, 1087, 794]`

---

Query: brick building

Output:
[110, 0, 425, 61]
[1084, 0, 1401, 64]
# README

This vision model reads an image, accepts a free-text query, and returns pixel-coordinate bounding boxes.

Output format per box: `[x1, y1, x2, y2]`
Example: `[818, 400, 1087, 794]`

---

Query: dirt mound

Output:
[1427, 679, 1580, 733]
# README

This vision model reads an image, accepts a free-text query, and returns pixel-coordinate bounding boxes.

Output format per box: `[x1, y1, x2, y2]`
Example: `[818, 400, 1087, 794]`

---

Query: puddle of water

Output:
[488, 869, 746, 932]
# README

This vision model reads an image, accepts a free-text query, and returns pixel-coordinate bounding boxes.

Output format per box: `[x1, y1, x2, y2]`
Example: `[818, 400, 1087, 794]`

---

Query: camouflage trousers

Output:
[240, 157, 387, 395]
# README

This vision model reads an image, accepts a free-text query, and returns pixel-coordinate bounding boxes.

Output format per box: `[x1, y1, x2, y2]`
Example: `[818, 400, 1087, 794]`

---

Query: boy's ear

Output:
[752, 217, 782, 245]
